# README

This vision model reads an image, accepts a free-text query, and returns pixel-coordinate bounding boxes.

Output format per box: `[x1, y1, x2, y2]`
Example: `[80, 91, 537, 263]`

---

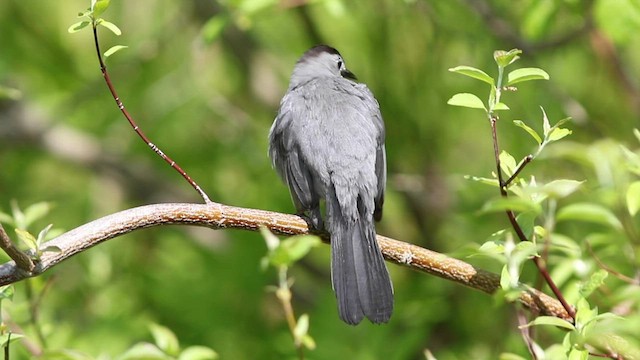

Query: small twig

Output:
[489, 117, 576, 320]
[587, 241, 640, 285]
[504, 155, 533, 187]
[0, 224, 34, 273]
[91, 23, 212, 204]
[0, 203, 572, 321]
[276, 267, 304, 360]
[516, 310, 538, 360]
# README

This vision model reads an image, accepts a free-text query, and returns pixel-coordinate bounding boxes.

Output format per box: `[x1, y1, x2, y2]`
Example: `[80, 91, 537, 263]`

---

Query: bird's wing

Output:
[268, 99, 319, 215]
[358, 85, 387, 221]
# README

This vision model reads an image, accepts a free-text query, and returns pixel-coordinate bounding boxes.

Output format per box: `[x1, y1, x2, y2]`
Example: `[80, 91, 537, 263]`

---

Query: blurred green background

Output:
[1, 0, 639, 359]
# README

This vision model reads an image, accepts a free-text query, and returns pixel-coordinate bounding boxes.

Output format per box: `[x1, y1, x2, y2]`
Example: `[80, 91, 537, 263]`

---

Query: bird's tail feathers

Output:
[328, 186, 393, 325]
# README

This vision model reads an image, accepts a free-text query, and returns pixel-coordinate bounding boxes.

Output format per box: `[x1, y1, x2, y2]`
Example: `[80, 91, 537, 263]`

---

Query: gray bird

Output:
[268, 45, 393, 325]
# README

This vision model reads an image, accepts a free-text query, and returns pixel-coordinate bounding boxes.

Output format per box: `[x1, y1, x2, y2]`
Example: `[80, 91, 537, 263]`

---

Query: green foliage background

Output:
[1, 0, 639, 359]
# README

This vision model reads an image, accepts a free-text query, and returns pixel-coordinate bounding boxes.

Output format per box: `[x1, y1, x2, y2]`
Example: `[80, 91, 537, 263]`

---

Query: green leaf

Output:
[448, 66, 494, 85]
[447, 93, 486, 110]
[516, 212, 537, 239]
[626, 181, 640, 216]
[499, 353, 528, 360]
[23, 202, 52, 229]
[634, 128, 640, 143]
[493, 102, 510, 111]
[481, 197, 542, 214]
[541, 107, 551, 136]
[575, 297, 597, 329]
[91, 0, 111, 18]
[500, 265, 512, 290]
[499, 151, 517, 176]
[293, 314, 309, 342]
[579, 269, 608, 298]
[568, 348, 589, 360]
[506, 67, 549, 85]
[10, 200, 26, 230]
[0, 285, 14, 301]
[178, 346, 219, 360]
[149, 324, 180, 356]
[301, 334, 317, 350]
[36, 224, 53, 246]
[548, 127, 572, 141]
[260, 226, 280, 252]
[120, 342, 170, 360]
[478, 241, 505, 255]
[0, 333, 24, 348]
[0, 212, 14, 227]
[513, 120, 542, 144]
[494, 49, 522, 68]
[98, 20, 122, 35]
[557, 203, 623, 230]
[541, 180, 584, 198]
[68, 21, 91, 33]
[15, 229, 37, 250]
[104, 45, 128, 58]
[463, 175, 500, 187]
[268, 235, 321, 267]
[202, 14, 229, 43]
[522, 315, 575, 330]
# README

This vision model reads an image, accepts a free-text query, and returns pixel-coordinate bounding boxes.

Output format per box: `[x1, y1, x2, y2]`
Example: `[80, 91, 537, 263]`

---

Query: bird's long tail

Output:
[327, 186, 394, 325]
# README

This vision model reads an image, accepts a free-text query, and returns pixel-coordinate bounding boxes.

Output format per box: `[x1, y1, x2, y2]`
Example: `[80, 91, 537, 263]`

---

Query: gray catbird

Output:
[268, 45, 393, 325]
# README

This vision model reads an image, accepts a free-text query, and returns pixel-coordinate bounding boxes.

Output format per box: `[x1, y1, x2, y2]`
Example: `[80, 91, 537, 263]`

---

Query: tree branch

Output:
[0, 203, 572, 321]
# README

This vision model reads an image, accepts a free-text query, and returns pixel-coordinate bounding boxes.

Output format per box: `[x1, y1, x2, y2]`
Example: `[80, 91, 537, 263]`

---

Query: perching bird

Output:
[268, 45, 393, 325]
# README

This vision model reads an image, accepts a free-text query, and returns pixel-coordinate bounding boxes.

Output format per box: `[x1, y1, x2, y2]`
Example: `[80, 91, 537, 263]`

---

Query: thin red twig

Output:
[489, 116, 576, 320]
[91, 23, 212, 204]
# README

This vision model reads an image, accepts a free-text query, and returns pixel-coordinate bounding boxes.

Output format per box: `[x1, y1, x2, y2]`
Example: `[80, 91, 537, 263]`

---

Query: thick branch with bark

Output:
[0, 203, 572, 321]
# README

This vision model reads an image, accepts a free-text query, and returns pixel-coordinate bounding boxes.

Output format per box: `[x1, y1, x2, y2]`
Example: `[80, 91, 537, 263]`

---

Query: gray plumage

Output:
[268, 45, 393, 325]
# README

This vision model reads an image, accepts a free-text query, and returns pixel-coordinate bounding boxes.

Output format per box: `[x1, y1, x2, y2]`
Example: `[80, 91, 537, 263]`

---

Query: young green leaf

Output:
[499, 151, 517, 176]
[464, 175, 500, 187]
[506, 67, 549, 86]
[579, 269, 608, 298]
[68, 21, 91, 33]
[522, 315, 575, 331]
[448, 66, 495, 85]
[626, 181, 640, 216]
[494, 49, 522, 68]
[36, 224, 53, 246]
[10, 201, 26, 230]
[447, 93, 487, 110]
[202, 14, 230, 43]
[541, 180, 584, 199]
[541, 107, 551, 136]
[0, 211, 14, 227]
[0, 285, 14, 301]
[105, 45, 128, 58]
[293, 314, 310, 345]
[14, 229, 37, 250]
[513, 120, 542, 144]
[91, 0, 111, 18]
[548, 127, 572, 141]
[149, 323, 180, 356]
[493, 102, 510, 111]
[98, 20, 122, 35]
[500, 265, 512, 290]
[481, 197, 542, 214]
[179, 346, 219, 360]
[23, 202, 52, 229]
[557, 203, 623, 230]
[119, 343, 167, 359]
